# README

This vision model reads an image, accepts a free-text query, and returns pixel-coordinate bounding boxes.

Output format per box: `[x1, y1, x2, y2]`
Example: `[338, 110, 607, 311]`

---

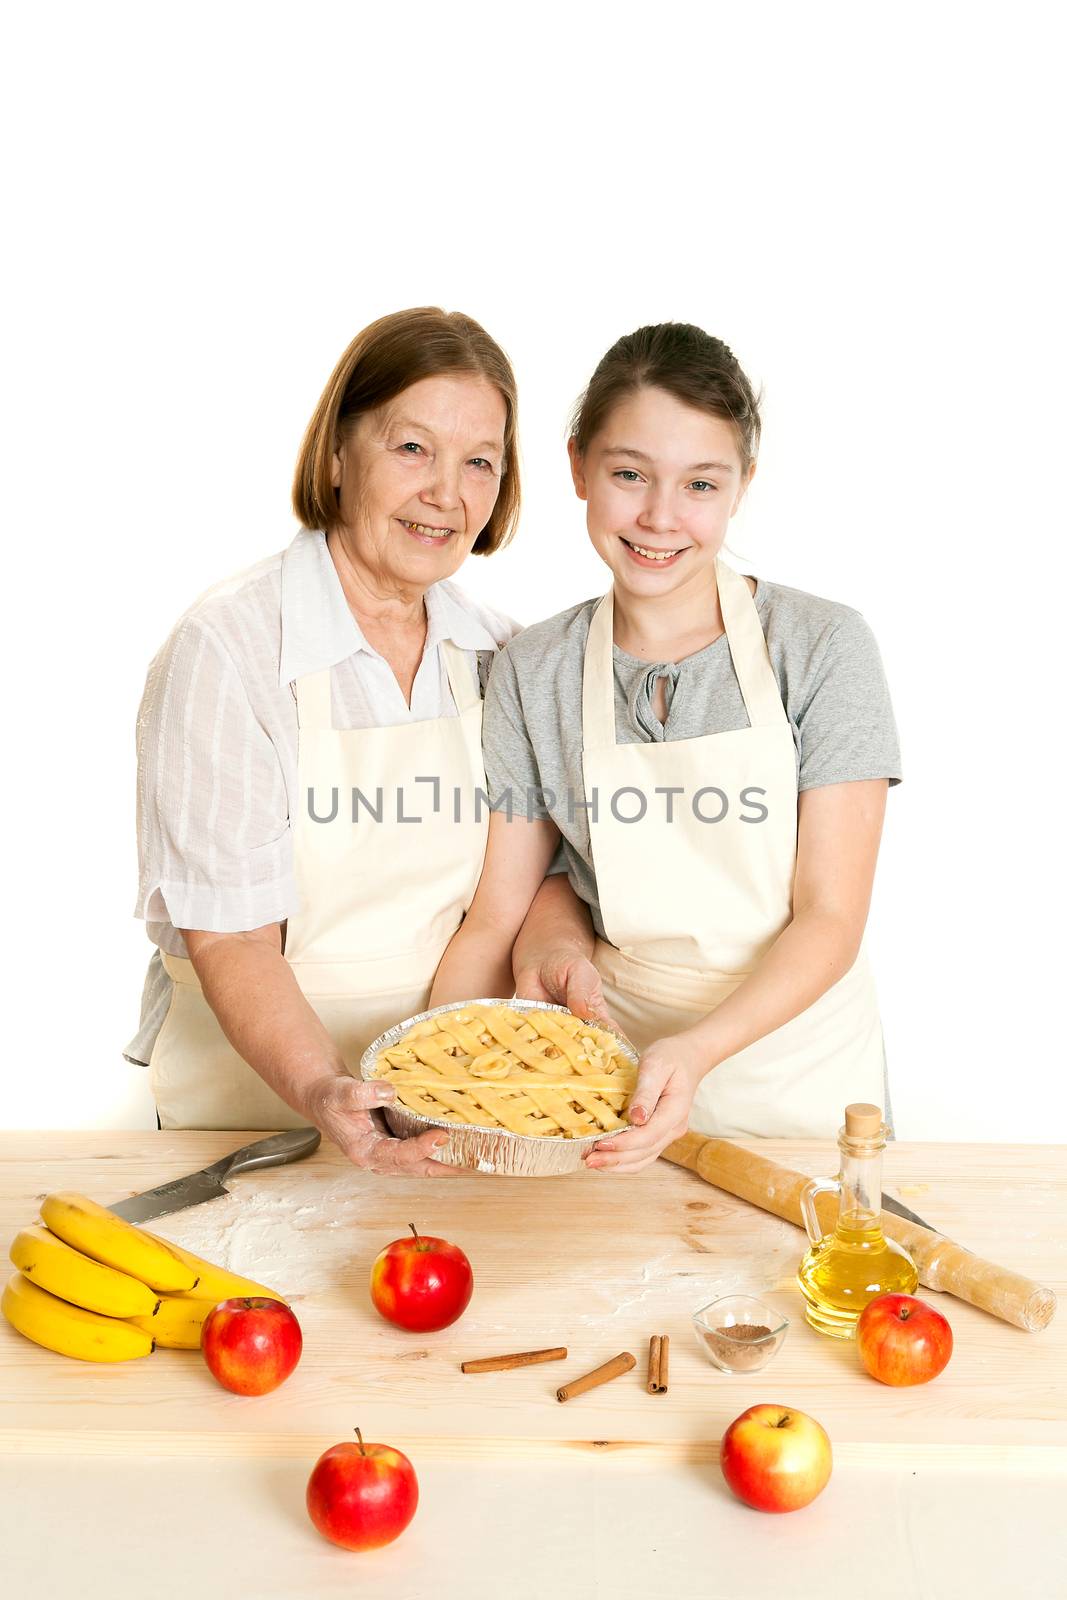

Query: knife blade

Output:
[107, 1127, 321, 1223]
[880, 1192, 931, 1230]
[881, 1190, 968, 1252]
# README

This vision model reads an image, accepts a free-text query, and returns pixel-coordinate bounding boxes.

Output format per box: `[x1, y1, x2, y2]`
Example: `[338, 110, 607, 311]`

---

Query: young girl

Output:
[430, 322, 901, 1170]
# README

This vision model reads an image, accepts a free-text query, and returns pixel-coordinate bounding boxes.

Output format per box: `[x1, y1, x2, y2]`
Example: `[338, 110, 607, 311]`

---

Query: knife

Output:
[107, 1128, 322, 1223]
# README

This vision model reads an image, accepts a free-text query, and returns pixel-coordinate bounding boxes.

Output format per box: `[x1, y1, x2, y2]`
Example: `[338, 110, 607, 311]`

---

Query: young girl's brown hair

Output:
[569, 322, 762, 478]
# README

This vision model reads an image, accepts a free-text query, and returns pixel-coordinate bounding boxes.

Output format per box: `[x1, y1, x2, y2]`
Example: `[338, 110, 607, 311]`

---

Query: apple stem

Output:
[408, 1222, 422, 1249]
[776, 1415, 791, 1428]
[899, 1307, 911, 1321]
[354, 1427, 366, 1456]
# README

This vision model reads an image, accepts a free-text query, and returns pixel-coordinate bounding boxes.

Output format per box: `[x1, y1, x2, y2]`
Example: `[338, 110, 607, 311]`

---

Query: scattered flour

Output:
[143, 1171, 803, 1326]
[146, 1170, 376, 1299]
[572, 1248, 799, 1323]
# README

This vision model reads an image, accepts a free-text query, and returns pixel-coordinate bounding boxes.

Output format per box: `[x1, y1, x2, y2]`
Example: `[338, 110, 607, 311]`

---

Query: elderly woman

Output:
[124, 308, 523, 1173]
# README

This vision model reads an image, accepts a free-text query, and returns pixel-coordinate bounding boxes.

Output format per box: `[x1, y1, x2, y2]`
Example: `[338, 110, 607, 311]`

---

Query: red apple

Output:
[857, 1293, 953, 1386]
[370, 1223, 473, 1333]
[720, 1404, 832, 1513]
[307, 1426, 418, 1551]
[200, 1296, 302, 1395]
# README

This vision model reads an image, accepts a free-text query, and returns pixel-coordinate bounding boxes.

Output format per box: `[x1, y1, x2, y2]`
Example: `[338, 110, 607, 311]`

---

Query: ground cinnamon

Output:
[708, 1323, 772, 1370]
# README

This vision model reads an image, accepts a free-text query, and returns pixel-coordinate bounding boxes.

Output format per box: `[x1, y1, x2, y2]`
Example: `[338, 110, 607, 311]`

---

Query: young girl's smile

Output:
[569, 385, 755, 600]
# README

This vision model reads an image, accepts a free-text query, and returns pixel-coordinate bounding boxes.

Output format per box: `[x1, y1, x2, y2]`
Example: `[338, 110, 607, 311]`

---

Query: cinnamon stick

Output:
[646, 1333, 669, 1393]
[461, 1346, 567, 1374]
[646, 1335, 662, 1393]
[557, 1351, 636, 1402]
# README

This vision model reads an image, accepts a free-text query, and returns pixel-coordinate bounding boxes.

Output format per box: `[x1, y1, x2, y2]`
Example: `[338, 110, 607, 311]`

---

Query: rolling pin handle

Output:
[800, 1175, 839, 1248]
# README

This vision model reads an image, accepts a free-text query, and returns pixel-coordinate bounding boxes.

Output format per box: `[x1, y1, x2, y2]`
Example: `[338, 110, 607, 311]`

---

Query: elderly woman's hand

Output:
[305, 1075, 463, 1178]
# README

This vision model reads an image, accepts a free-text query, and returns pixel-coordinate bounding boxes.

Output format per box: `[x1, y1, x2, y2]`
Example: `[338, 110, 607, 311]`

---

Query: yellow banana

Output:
[128, 1294, 215, 1350]
[2, 1271, 155, 1362]
[138, 1228, 287, 1305]
[39, 1193, 199, 1293]
[9, 1225, 161, 1319]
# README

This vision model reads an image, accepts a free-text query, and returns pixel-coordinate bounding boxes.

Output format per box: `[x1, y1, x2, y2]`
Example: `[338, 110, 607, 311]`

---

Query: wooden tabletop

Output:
[2, 1131, 1064, 1599]
[1, 1131, 1064, 1464]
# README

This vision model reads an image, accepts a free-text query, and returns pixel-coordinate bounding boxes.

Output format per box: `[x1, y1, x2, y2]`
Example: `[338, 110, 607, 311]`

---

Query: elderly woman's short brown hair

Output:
[293, 307, 520, 555]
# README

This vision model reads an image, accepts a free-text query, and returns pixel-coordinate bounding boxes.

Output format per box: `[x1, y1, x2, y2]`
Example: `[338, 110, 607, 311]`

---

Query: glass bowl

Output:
[692, 1295, 789, 1373]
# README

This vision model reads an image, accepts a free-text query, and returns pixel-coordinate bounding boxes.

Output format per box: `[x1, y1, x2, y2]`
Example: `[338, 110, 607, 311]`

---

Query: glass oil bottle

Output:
[796, 1103, 918, 1338]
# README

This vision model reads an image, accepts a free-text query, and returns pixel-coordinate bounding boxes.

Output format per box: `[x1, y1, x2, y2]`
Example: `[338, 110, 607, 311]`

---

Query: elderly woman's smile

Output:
[398, 518, 455, 542]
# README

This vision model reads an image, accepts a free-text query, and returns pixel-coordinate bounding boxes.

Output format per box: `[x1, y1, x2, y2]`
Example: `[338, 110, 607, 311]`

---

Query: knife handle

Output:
[210, 1127, 321, 1180]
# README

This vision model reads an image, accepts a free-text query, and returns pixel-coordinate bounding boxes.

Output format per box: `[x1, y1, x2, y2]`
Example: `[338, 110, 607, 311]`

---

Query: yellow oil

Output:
[797, 1216, 919, 1338]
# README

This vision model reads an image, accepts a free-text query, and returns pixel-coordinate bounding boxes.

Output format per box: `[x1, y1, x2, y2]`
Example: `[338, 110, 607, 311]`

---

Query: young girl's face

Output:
[569, 385, 754, 598]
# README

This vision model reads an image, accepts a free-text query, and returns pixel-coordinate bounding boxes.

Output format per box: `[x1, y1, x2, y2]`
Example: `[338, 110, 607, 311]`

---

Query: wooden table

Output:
[1, 1132, 1064, 1598]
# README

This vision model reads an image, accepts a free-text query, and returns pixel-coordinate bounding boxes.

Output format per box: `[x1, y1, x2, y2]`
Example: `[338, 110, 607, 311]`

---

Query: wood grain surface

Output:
[1, 1132, 1064, 1463]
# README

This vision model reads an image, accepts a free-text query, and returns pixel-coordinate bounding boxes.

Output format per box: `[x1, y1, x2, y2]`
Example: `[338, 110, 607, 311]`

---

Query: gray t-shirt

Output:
[482, 575, 902, 941]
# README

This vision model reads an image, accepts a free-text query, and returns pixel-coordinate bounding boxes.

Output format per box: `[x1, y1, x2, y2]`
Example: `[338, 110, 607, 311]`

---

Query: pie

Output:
[371, 1003, 636, 1139]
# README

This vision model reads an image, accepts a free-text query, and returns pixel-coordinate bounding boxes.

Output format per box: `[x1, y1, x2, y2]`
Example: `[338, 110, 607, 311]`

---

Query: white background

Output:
[3, 4, 1063, 1140]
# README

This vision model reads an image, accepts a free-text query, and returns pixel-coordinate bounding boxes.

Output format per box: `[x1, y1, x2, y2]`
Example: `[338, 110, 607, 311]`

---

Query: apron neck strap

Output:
[441, 640, 482, 715]
[715, 559, 787, 727]
[582, 593, 618, 749]
[295, 641, 481, 731]
[581, 560, 785, 747]
[294, 667, 333, 730]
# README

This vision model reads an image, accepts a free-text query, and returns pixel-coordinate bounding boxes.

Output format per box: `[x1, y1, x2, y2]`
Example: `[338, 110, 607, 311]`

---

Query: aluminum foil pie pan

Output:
[359, 998, 639, 1177]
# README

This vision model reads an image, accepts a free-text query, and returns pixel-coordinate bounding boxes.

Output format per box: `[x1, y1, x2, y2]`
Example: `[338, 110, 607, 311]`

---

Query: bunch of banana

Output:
[2, 1190, 288, 1362]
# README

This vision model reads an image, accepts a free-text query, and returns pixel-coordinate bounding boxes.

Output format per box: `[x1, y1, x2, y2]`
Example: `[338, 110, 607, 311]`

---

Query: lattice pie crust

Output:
[371, 1004, 636, 1138]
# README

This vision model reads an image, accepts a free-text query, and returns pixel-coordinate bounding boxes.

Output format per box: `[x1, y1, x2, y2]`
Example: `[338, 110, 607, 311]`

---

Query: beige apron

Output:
[583, 559, 886, 1138]
[149, 643, 488, 1130]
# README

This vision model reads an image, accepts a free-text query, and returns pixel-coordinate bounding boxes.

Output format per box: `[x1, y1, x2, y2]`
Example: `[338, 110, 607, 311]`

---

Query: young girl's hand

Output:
[514, 951, 621, 1032]
[583, 1031, 708, 1173]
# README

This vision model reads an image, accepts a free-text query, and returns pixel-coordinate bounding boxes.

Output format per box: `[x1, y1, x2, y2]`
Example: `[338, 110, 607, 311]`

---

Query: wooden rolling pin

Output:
[660, 1131, 1056, 1333]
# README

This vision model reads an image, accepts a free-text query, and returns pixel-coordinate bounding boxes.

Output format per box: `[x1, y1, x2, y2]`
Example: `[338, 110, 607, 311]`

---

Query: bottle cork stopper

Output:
[845, 1103, 883, 1136]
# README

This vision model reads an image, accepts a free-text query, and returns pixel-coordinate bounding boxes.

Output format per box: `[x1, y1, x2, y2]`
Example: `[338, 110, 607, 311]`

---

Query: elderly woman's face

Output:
[331, 374, 507, 587]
